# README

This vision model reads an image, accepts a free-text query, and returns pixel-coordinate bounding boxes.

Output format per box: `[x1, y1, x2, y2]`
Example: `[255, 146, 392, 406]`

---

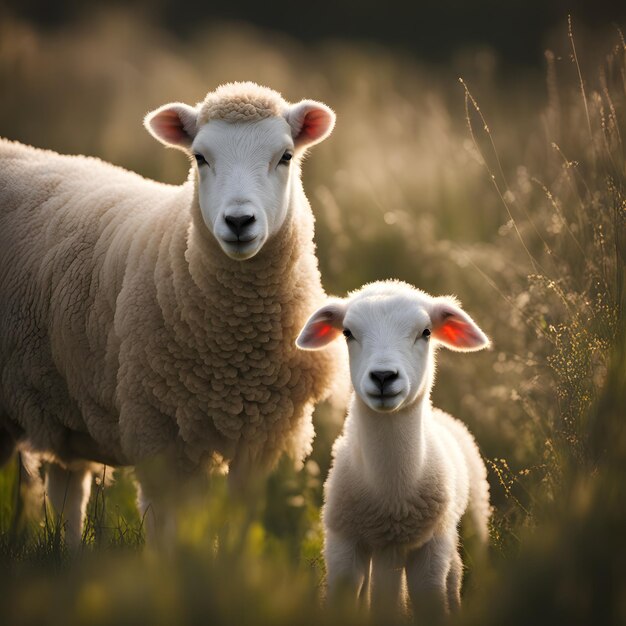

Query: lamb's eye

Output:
[343, 328, 353, 339]
[422, 328, 431, 339]
[279, 151, 293, 165]
[194, 154, 208, 166]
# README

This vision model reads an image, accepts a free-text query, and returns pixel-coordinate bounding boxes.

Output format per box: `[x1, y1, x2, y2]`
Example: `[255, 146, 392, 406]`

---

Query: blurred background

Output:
[0, 2, 624, 625]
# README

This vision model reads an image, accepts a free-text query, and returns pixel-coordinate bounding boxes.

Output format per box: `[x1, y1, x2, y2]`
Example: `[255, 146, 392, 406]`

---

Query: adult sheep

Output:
[0, 82, 344, 544]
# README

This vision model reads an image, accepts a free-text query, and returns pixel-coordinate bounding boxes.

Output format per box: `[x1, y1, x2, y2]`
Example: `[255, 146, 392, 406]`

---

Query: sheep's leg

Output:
[227, 450, 266, 501]
[0, 425, 15, 467]
[0, 429, 43, 533]
[446, 549, 463, 612]
[14, 450, 44, 531]
[46, 462, 92, 548]
[405, 533, 457, 618]
[226, 450, 268, 550]
[135, 469, 176, 549]
[324, 529, 371, 605]
[369, 547, 406, 616]
[359, 553, 372, 608]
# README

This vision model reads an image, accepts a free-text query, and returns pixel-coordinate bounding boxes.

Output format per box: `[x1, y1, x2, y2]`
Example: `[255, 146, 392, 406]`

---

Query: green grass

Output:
[0, 10, 624, 625]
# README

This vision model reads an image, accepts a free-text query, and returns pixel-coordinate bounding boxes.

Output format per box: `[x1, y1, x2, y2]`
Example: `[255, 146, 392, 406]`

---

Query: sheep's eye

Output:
[343, 328, 353, 339]
[422, 328, 431, 339]
[194, 154, 208, 166]
[279, 151, 293, 165]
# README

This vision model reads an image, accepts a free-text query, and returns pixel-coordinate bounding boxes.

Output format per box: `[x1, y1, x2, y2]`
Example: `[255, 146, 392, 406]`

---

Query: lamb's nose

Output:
[369, 370, 399, 393]
[225, 214, 255, 238]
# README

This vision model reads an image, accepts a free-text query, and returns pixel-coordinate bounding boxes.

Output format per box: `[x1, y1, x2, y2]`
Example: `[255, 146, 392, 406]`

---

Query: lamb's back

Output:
[432, 408, 489, 537]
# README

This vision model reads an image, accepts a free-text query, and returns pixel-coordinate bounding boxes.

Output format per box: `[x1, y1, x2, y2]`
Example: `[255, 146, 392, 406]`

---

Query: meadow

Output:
[0, 10, 624, 625]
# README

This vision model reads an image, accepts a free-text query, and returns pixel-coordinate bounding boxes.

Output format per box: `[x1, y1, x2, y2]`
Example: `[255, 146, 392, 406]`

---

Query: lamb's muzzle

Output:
[369, 369, 399, 393]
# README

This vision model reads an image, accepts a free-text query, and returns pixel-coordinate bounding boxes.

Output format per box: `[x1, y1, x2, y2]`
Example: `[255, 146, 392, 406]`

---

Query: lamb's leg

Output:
[405, 532, 457, 619]
[46, 462, 92, 548]
[369, 547, 406, 616]
[324, 528, 371, 605]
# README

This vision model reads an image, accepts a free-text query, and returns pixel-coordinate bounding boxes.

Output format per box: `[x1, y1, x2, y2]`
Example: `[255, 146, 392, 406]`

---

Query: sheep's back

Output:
[0, 139, 185, 463]
[0, 138, 341, 473]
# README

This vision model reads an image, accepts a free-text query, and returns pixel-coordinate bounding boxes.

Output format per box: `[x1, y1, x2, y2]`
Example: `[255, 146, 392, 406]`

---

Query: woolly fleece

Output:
[197, 81, 284, 125]
[323, 408, 490, 549]
[0, 85, 341, 475]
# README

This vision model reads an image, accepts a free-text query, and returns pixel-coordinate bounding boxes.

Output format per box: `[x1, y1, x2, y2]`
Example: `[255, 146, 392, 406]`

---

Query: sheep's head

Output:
[144, 82, 335, 260]
[296, 281, 490, 413]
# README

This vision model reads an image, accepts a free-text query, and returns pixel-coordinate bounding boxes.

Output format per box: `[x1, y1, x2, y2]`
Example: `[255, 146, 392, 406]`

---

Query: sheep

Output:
[0, 81, 346, 545]
[296, 280, 491, 616]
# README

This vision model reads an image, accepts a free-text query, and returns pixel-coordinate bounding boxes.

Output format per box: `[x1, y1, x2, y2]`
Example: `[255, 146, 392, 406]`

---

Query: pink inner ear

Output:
[297, 318, 342, 349]
[314, 322, 332, 338]
[296, 300, 345, 350]
[298, 109, 332, 144]
[151, 109, 189, 145]
[436, 317, 477, 348]
[440, 319, 463, 344]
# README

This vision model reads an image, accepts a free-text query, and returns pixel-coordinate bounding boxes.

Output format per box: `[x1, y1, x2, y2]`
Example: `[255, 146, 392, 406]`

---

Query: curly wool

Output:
[197, 82, 286, 126]
[0, 137, 340, 475]
[324, 471, 448, 548]
[323, 408, 488, 551]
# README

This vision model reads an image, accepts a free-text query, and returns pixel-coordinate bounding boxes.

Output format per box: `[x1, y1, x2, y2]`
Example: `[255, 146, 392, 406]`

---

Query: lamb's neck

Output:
[352, 394, 431, 499]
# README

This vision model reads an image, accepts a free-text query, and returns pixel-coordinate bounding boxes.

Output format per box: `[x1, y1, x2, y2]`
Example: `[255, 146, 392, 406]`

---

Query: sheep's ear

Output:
[286, 100, 336, 150]
[296, 300, 346, 350]
[430, 297, 490, 352]
[144, 103, 198, 150]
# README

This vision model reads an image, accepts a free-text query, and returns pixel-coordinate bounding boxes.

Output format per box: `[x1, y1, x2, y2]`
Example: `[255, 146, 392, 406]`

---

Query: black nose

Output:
[369, 370, 399, 393]
[225, 214, 255, 238]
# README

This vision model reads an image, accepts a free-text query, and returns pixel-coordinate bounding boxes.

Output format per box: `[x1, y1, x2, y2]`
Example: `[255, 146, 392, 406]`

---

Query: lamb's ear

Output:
[430, 297, 490, 352]
[296, 300, 346, 350]
[144, 103, 198, 150]
[286, 100, 336, 150]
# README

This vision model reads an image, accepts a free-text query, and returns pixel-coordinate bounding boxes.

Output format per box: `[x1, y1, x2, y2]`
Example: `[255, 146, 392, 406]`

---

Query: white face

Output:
[296, 281, 490, 415]
[342, 295, 433, 413]
[145, 91, 335, 261]
[191, 117, 295, 260]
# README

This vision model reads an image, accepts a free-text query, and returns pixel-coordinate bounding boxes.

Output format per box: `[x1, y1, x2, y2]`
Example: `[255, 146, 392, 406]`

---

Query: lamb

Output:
[296, 280, 491, 616]
[0, 82, 345, 545]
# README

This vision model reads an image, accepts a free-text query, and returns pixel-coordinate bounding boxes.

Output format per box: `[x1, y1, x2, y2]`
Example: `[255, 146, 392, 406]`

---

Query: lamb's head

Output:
[145, 82, 335, 260]
[296, 281, 490, 413]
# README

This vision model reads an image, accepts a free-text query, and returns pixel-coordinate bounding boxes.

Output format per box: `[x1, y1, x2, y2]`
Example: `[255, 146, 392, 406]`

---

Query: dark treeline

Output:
[2, 0, 625, 66]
